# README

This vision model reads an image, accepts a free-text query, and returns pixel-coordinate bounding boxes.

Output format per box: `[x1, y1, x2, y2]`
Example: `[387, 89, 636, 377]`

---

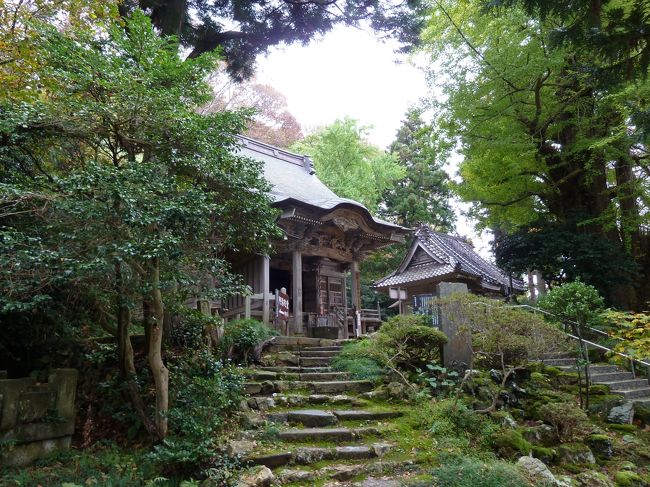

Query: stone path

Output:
[233, 336, 412, 486]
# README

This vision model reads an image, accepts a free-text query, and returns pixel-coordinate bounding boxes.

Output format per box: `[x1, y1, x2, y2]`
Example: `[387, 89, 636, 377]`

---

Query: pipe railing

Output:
[463, 300, 650, 380]
[510, 304, 650, 380]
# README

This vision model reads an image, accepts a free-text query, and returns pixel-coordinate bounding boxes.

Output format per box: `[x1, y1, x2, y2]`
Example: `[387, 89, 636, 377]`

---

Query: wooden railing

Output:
[222, 292, 275, 321]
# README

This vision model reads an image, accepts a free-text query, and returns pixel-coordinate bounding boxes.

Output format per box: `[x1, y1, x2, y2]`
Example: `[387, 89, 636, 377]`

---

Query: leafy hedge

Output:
[220, 318, 278, 364]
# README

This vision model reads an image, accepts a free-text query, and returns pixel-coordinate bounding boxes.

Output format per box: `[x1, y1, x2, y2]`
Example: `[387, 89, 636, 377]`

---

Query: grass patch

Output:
[429, 456, 529, 487]
[331, 340, 384, 381]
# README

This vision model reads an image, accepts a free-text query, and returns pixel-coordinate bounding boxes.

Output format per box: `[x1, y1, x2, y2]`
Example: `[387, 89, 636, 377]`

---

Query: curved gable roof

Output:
[236, 135, 406, 232]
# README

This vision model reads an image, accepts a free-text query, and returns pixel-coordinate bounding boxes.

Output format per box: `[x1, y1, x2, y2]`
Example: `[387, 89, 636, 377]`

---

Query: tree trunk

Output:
[148, 258, 169, 439]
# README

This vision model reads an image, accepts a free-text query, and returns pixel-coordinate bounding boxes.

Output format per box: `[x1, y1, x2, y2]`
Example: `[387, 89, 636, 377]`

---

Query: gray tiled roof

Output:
[374, 263, 456, 288]
[237, 136, 405, 230]
[375, 226, 526, 293]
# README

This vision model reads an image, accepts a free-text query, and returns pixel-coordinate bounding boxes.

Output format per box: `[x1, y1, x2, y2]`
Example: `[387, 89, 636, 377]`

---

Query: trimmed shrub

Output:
[331, 339, 384, 380]
[376, 314, 448, 370]
[220, 319, 278, 363]
[425, 399, 498, 452]
[538, 402, 590, 443]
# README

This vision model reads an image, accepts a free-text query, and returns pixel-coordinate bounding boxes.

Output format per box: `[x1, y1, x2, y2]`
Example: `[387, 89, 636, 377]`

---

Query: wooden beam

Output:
[292, 250, 303, 335]
[351, 260, 361, 312]
[260, 255, 270, 324]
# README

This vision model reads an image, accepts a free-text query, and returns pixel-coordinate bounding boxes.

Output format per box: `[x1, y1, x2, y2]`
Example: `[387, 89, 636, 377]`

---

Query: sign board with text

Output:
[277, 291, 290, 320]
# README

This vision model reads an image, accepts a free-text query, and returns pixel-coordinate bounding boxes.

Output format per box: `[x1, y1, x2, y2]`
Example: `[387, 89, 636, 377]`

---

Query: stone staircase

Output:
[234, 336, 410, 486]
[540, 352, 650, 404]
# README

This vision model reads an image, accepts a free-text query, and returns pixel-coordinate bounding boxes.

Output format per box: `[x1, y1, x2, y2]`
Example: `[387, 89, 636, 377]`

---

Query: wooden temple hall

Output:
[220, 136, 409, 339]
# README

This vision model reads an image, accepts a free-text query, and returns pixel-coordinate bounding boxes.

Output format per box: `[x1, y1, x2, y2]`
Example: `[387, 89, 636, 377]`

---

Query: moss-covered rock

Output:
[557, 443, 596, 465]
[493, 429, 532, 457]
[613, 471, 645, 487]
[586, 434, 613, 460]
[608, 424, 637, 433]
[589, 384, 610, 395]
[556, 372, 579, 386]
[574, 470, 615, 487]
[633, 402, 650, 427]
[531, 445, 557, 464]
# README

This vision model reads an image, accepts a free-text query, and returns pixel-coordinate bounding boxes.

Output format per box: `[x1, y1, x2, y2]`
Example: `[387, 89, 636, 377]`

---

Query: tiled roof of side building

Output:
[374, 225, 526, 292]
[236, 135, 406, 231]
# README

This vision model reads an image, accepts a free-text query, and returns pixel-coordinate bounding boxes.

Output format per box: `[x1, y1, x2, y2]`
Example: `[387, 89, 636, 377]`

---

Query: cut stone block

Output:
[278, 427, 379, 442]
[244, 451, 293, 469]
[335, 445, 375, 460]
[334, 410, 402, 421]
[287, 409, 338, 427]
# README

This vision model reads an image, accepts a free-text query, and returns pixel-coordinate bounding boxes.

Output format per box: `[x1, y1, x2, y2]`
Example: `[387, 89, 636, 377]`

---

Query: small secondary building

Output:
[220, 136, 409, 338]
[374, 226, 526, 313]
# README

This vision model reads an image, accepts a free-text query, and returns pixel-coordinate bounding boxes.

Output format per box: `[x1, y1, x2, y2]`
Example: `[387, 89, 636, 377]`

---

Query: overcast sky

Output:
[256, 26, 494, 259]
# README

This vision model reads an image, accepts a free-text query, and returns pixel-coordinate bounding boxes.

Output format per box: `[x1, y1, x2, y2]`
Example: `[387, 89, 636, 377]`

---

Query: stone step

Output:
[301, 357, 333, 367]
[543, 358, 576, 367]
[304, 380, 373, 394]
[299, 372, 349, 381]
[536, 352, 576, 360]
[245, 379, 372, 396]
[278, 426, 380, 442]
[597, 379, 649, 390]
[267, 409, 403, 426]
[302, 346, 344, 352]
[590, 371, 635, 383]
[611, 387, 650, 399]
[244, 382, 274, 395]
[557, 364, 619, 373]
[244, 443, 391, 470]
[287, 409, 337, 427]
[333, 410, 403, 421]
[300, 350, 340, 358]
[270, 394, 364, 408]
[276, 456, 403, 484]
[260, 366, 332, 373]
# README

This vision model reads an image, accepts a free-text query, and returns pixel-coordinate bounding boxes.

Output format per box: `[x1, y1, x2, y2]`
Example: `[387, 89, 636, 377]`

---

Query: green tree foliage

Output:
[494, 219, 640, 298]
[291, 117, 405, 212]
[486, 0, 650, 84]
[422, 1, 650, 309]
[381, 108, 455, 229]
[0, 11, 278, 438]
[538, 281, 605, 328]
[118, 0, 430, 79]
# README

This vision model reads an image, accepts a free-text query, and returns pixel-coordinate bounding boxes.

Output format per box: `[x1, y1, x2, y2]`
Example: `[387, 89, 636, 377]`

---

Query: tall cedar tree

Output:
[381, 108, 455, 230]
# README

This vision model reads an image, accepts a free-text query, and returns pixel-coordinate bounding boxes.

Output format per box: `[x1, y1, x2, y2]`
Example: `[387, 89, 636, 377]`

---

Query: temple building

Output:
[220, 136, 409, 338]
[374, 226, 526, 313]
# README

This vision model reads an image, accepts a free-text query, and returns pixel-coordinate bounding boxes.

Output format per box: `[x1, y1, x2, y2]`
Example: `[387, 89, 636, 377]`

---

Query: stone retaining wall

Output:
[0, 369, 78, 467]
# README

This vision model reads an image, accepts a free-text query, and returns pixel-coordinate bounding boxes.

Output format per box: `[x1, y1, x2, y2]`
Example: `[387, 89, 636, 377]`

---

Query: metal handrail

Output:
[464, 300, 650, 379]
[508, 304, 610, 338]
[511, 305, 650, 379]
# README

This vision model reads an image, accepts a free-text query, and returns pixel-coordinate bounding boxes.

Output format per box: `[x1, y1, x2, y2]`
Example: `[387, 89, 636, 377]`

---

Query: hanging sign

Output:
[276, 290, 290, 320]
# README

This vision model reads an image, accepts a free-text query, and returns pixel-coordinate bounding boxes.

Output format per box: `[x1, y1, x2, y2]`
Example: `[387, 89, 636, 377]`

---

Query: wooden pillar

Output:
[292, 250, 303, 335]
[351, 260, 361, 315]
[260, 255, 270, 324]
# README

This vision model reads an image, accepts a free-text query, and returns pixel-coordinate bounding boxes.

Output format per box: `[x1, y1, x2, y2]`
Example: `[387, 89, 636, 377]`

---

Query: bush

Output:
[376, 314, 448, 370]
[149, 349, 243, 476]
[331, 339, 384, 380]
[425, 399, 498, 451]
[430, 456, 529, 487]
[538, 401, 590, 443]
[538, 280, 604, 328]
[220, 319, 278, 364]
